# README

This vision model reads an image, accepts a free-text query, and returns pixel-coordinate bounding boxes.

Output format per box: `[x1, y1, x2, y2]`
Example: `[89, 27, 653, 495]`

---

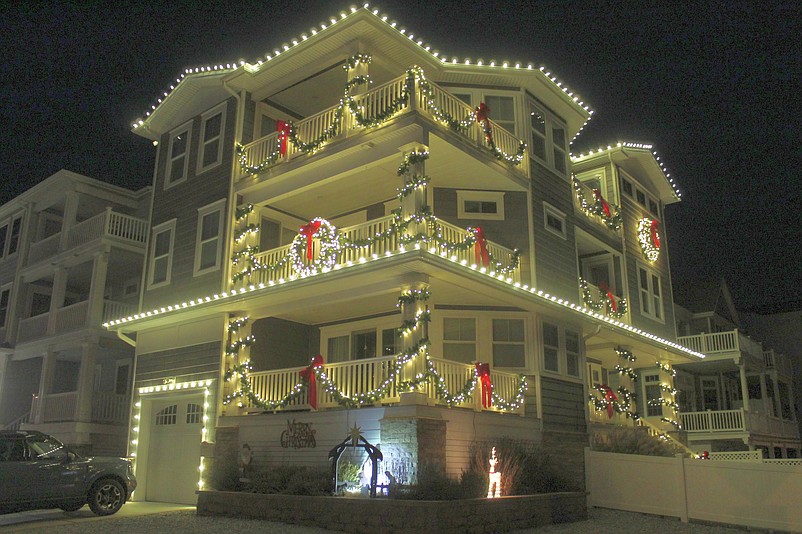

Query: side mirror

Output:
[62, 451, 77, 464]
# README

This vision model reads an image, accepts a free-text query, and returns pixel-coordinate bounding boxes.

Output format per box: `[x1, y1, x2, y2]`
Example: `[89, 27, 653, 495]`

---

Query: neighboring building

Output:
[105, 7, 704, 504]
[0, 170, 150, 456]
[674, 279, 800, 458]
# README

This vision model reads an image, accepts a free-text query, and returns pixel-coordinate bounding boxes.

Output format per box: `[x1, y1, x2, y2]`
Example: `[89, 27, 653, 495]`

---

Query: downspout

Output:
[117, 329, 136, 348]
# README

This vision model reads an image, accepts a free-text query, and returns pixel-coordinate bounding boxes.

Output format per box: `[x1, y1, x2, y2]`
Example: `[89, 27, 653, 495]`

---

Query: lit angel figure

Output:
[487, 447, 501, 498]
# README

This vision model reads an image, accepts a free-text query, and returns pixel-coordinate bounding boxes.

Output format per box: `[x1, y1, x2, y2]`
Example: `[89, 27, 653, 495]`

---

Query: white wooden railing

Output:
[580, 280, 625, 317]
[54, 300, 89, 332]
[40, 392, 78, 422]
[91, 392, 130, 424]
[3, 411, 30, 431]
[248, 215, 519, 286]
[239, 73, 528, 178]
[677, 330, 764, 361]
[68, 209, 148, 248]
[102, 300, 137, 324]
[27, 232, 62, 265]
[763, 349, 793, 377]
[17, 313, 50, 343]
[681, 408, 800, 439]
[244, 355, 524, 414]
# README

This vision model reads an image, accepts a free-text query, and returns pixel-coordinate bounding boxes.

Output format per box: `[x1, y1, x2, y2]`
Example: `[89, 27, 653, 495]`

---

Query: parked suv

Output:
[0, 430, 136, 515]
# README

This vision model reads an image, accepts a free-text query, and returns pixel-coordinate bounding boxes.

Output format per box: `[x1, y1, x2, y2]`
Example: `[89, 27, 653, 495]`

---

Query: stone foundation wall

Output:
[197, 490, 587, 533]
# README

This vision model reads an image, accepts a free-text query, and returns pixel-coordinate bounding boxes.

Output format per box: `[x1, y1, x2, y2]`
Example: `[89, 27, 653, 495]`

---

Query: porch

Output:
[29, 390, 130, 425]
[680, 408, 800, 441]
[677, 330, 763, 364]
[16, 299, 137, 343]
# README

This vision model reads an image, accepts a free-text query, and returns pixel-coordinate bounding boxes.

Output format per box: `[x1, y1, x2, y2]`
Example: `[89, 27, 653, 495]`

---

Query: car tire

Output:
[87, 478, 125, 516]
[60, 502, 84, 512]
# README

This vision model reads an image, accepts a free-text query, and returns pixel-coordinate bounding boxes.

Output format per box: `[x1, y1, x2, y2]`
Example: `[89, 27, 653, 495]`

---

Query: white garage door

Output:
[146, 397, 203, 504]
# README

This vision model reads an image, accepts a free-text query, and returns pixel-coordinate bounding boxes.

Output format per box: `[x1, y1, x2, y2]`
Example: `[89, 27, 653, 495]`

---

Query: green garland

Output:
[579, 277, 628, 319]
[571, 176, 622, 231]
[343, 52, 372, 71]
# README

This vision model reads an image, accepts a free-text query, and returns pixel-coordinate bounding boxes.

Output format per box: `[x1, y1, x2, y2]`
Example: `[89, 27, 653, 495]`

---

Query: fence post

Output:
[677, 454, 689, 522]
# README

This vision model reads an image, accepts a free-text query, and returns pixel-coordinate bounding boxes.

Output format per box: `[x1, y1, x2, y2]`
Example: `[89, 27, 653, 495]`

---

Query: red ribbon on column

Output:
[475, 362, 493, 408]
[473, 227, 490, 267]
[600, 385, 618, 418]
[592, 189, 612, 218]
[276, 120, 291, 156]
[650, 219, 661, 249]
[475, 102, 493, 143]
[299, 354, 324, 409]
[299, 220, 322, 260]
[598, 281, 618, 315]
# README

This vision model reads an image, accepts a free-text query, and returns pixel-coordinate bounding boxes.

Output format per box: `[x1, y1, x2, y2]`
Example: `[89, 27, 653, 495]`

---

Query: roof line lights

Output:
[131, 4, 592, 129]
[570, 141, 682, 199]
[104, 247, 704, 361]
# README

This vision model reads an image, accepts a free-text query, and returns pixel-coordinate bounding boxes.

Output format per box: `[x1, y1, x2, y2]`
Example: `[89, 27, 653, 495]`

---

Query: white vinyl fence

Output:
[585, 448, 802, 532]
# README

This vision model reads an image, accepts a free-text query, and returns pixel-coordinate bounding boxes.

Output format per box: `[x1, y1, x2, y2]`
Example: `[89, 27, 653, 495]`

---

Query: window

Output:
[382, 328, 402, 356]
[529, 102, 568, 175]
[327, 335, 349, 363]
[186, 403, 203, 424]
[453, 93, 472, 106]
[636, 189, 646, 206]
[0, 438, 25, 461]
[443, 318, 476, 364]
[197, 104, 226, 172]
[166, 122, 191, 187]
[552, 125, 567, 174]
[115, 362, 130, 395]
[541, 320, 582, 378]
[7, 216, 22, 256]
[155, 405, 177, 426]
[28, 435, 68, 460]
[492, 319, 525, 367]
[0, 224, 6, 258]
[148, 220, 176, 288]
[482, 95, 516, 134]
[123, 279, 138, 297]
[543, 202, 566, 239]
[622, 179, 633, 197]
[457, 191, 505, 220]
[0, 287, 9, 327]
[529, 108, 547, 161]
[195, 201, 224, 274]
[638, 265, 663, 321]
[352, 329, 377, 360]
[644, 374, 662, 417]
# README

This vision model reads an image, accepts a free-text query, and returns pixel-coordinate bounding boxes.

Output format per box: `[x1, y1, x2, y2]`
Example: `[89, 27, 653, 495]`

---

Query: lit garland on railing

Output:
[614, 347, 637, 382]
[236, 60, 526, 177]
[571, 176, 622, 231]
[579, 278, 627, 319]
[656, 361, 676, 376]
[589, 383, 638, 420]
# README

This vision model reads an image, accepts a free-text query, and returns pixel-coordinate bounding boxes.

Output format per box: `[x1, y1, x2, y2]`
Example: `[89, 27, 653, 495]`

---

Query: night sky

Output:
[1, 1, 799, 310]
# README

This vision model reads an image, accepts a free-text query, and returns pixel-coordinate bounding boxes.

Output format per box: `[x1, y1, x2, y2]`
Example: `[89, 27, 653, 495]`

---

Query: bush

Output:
[591, 426, 684, 457]
[206, 453, 241, 492]
[250, 465, 332, 496]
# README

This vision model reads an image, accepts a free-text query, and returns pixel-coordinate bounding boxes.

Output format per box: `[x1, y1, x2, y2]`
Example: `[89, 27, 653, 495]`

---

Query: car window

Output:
[28, 436, 68, 460]
[0, 438, 26, 461]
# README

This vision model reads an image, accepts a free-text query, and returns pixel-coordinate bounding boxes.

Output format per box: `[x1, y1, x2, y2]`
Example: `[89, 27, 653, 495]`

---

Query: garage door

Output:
[146, 397, 203, 504]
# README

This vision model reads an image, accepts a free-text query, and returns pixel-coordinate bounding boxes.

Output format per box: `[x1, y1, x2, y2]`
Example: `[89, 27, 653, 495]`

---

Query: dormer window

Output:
[197, 103, 226, 173]
[529, 102, 568, 176]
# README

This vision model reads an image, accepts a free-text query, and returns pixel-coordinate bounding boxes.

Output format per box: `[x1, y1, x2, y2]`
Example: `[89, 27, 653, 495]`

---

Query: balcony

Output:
[680, 409, 799, 441]
[17, 300, 136, 343]
[238, 72, 529, 180]
[763, 349, 793, 377]
[27, 209, 148, 266]
[578, 279, 627, 321]
[572, 177, 622, 231]
[247, 215, 520, 286]
[243, 355, 525, 415]
[677, 330, 764, 362]
[30, 391, 130, 425]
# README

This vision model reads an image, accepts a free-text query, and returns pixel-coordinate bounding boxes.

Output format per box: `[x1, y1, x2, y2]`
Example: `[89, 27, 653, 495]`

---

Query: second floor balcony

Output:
[17, 299, 137, 344]
[677, 330, 765, 365]
[680, 408, 799, 442]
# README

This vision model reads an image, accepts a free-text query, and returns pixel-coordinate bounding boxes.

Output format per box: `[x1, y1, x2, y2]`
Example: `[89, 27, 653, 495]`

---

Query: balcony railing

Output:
[579, 279, 626, 319]
[17, 313, 50, 343]
[244, 355, 524, 414]
[68, 208, 148, 249]
[102, 300, 137, 324]
[17, 299, 135, 343]
[249, 215, 520, 286]
[30, 391, 129, 425]
[28, 232, 62, 265]
[677, 330, 764, 361]
[680, 408, 800, 440]
[91, 392, 130, 424]
[763, 349, 793, 377]
[238, 72, 528, 179]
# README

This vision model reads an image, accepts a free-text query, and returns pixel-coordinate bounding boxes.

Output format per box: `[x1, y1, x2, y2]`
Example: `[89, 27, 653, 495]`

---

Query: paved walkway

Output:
[1, 505, 762, 533]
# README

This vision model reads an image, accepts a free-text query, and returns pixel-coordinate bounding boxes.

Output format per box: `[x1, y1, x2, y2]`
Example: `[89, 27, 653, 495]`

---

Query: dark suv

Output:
[0, 430, 136, 516]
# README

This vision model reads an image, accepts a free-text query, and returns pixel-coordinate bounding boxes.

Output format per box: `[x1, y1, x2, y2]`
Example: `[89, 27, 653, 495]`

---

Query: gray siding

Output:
[250, 317, 320, 371]
[135, 341, 220, 389]
[540, 376, 585, 432]
[530, 161, 579, 299]
[143, 97, 237, 311]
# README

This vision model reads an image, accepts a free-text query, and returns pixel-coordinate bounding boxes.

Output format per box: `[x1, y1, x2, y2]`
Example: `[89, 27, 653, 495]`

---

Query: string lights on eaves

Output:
[131, 3, 592, 130]
[570, 142, 683, 199]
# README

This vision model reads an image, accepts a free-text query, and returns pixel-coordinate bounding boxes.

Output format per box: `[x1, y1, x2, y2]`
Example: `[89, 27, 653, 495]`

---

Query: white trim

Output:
[543, 202, 567, 239]
[0, 284, 11, 330]
[457, 190, 505, 220]
[193, 199, 226, 276]
[528, 100, 569, 176]
[147, 219, 177, 289]
[637, 262, 665, 323]
[196, 102, 227, 175]
[538, 316, 584, 381]
[165, 120, 192, 189]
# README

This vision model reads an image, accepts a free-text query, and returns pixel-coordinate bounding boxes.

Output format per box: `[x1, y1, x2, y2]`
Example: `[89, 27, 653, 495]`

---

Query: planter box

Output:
[197, 490, 587, 533]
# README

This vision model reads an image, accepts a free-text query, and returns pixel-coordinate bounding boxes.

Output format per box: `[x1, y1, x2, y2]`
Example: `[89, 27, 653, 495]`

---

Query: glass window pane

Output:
[493, 344, 525, 367]
[565, 330, 580, 353]
[201, 211, 220, 240]
[155, 230, 171, 255]
[552, 126, 566, 149]
[202, 140, 219, 167]
[352, 330, 377, 359]
[382, 328, 401, 356]
[544, 347, 559, 372]
[171, 133, 187, 157]
[199, 241, 217, 269]
[553, 147, 566, 173]
[530, 110, 546, 134]
[153, 257, 167, 283]
[443, 343, 476, 364]
[327, 336, 349, 363]
[639, 269, 648, 290]
[204, 113, 222, 141]
[566, 353, 579, 376]
[542, 322, 559, 347]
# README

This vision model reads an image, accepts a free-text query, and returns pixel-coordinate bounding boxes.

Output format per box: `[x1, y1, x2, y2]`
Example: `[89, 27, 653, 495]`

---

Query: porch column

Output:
[58, 191, 80, 251]
[399, 144, 429, 240]
[617, 349, 637, 422]
[759, 373, 769, 414]
[33, 349, 58, 424]
[771, 373, 782, 420]
[657, 360, 677, 425]
[223, 314, 252, 416]
[46, 266, 68, 335]
[0, 353, 9, 417]
[75, 338, 98, 423]
[398, 274, 430, 406]
[739, 363, 751, 412]
[87, 251, 109, 327]
[344, 49, 370, 134]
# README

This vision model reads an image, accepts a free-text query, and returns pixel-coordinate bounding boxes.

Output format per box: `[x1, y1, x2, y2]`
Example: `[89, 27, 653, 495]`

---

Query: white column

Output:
[759, 374, 769, 414]
[0, 353, 10, 417]
[739, 364, 751, 412]
[399, 275, 429, 406]
[33, 349, 57, 424]
[46, 267, 68, 335]
[771, 373, 782, 420]
[87, 251, 109, 327]
[58, 191, 80, 251]
[400, 145, 429, 241]
[75, 339, 97, 423]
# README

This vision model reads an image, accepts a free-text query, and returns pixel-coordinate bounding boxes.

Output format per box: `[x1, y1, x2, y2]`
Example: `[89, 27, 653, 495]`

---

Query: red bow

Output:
[475, 102, 493, 143]
[650, 220, 661, 249]
[475, 362, 492, 408]
[598, 281, 618, 314]
[600, 385, 618, 418]
[299, 354, 324, 409]
[473, 227, 490, 267]
[592, 189, 612, 218]
[276, 120, 291, 156]
[299, 220, 322, 260]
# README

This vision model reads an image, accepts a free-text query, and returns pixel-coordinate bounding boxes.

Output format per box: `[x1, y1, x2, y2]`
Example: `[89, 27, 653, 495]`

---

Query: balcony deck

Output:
[680, 408, 800, 441]
[30, 391, 130, 425]
[677, 330, 765, 364]
[16, 300, 136, 343]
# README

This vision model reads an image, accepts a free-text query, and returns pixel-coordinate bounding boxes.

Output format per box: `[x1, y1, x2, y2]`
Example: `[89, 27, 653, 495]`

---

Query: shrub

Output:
[206, 452, 241, 492]
[251, 465, 332, 496]
[591, 426, 684, 457]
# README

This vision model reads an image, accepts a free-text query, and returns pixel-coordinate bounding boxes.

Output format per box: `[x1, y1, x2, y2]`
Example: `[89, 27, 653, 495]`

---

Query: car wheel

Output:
[87, 478, 125, 516]
[60, 502, 84, 512]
